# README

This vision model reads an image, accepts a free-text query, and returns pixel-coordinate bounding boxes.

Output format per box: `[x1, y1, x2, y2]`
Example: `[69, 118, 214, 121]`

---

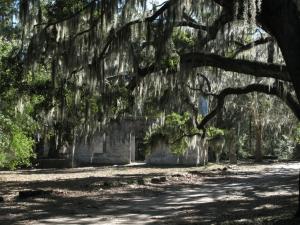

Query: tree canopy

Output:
[1, 0, 300, 167]
[19, 0, 300, 123]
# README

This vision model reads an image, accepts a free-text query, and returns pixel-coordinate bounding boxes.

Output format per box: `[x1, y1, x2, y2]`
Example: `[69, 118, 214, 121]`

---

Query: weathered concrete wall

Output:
[207, 135, 226, 163]
[75, 121, 135, 165]
[145, 140, 180, 165]
[146, 135, 208, 166]
[182, 135, 208, 166]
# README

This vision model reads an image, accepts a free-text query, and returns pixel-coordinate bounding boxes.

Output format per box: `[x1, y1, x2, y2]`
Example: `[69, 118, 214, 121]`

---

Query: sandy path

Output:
[0, 162, 300, 225]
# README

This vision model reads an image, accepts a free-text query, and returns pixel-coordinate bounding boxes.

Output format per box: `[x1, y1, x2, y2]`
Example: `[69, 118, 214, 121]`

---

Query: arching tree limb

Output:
[126, 51, 290, 92]
[198, 9, 233, 48]
[212, 0, 300, 104]
[197, 83, 300, 130]
[232, 37, 274, 58]
[181, 52, 290, 82]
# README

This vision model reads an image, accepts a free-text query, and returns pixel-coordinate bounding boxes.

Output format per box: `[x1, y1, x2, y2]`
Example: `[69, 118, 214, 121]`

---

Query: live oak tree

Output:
[0, 0, 38, 169]
[19, 0, 300, 129]
[18, 0, 300, 214]
[14, 0, 300, 165]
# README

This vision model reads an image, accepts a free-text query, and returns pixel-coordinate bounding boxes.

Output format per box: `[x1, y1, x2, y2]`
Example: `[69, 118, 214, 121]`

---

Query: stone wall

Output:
[145, 139, 179, 165]
[146, 135, 208, 166]
[75, 121, 135, 165]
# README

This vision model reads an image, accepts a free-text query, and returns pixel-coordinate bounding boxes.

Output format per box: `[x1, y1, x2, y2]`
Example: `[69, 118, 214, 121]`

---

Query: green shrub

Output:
[0, 114, 35, 169]
[144, 112, 192, 156]
[172, 29, 196, 48]
[144, 112, 224, 156]
[274, 135, 295, 160]
[207, 127, 225, 138]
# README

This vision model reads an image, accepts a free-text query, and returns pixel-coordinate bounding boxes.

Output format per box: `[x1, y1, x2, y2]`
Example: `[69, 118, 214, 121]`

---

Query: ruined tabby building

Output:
[145, 136, 208, 166]
[75, 119, 208, 166]
[75, 120, 136, 165]
[38, 118, 208, 167]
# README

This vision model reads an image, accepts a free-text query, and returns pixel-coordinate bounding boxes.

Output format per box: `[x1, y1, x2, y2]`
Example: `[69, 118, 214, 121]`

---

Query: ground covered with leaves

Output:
[0, 162, 300, 225]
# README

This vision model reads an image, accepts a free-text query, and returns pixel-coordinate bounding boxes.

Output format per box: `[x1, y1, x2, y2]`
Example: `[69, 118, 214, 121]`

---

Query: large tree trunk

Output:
[259, 0, 300, 103]
[214, 0, 300, 105]
[214, 0, 300, 214]
[254, 121, 263, 163]
[259, 1, 300, 215]
[249, 115, 252, 151]
[227, 130, 237, 164]
[70, 130, 76, 168]
[229, 143, 237, 164]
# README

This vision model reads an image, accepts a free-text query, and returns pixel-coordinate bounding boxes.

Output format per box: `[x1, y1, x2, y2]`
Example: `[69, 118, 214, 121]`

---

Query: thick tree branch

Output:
[212, 0, 300, 104]
[213, 0, 235, 10]
[35, 0, 98, 28]
[175, 21, 208, 30]
[97, 1, 175, 60]
[126, 51, 290, 92]
[181, 52, 291, 82]
[170, 132, 203, 145]
[232, 37, 274, 58]
[198, 10, 233, 48]
[98, 19, 142, 59]
[197, 83, 300, 130]
[186, 74, 213, 96]
[145, 0, 175, 22]
[127, 64, 156, 91]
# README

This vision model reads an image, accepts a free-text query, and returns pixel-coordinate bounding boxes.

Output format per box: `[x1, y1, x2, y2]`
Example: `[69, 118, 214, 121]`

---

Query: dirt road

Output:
[1, 162, 300, 224]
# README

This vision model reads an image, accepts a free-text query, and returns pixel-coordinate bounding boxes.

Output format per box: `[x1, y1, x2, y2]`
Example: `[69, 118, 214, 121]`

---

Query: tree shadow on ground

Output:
[0, 164, 299, 225]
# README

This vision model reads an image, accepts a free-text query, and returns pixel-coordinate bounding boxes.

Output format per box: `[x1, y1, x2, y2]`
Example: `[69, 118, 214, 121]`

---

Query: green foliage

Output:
[294, 124, 300, 144]
[0, 0, 19, 39]
[274, 135, 295, 160]
[0, 37, 16, 57]
[46, 0, 88, 20]
[158, 29, 195, 70]
[0, 30, 38, 170]
[106, 85, 132, 118]
[172, 29, 196, 49]
[144, 112, 193, 156]
[163, 54, 180, 71]
[7, 0, 300, 166]
[207, 127, 225, 138]
[171, 138, 189, 156]
[236, 134, 251, 159]
[0, 113, 36, 169]
[144, 112, 226, 156]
